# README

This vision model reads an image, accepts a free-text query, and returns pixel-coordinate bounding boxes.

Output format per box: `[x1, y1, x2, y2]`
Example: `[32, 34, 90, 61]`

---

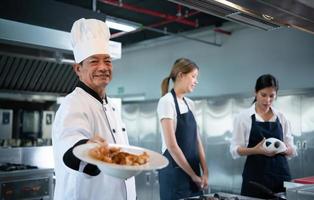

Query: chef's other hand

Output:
[88, 134, 108, 147]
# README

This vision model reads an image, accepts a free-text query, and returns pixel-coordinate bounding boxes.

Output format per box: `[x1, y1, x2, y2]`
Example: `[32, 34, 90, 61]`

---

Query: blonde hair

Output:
[161, 58, 199, 96]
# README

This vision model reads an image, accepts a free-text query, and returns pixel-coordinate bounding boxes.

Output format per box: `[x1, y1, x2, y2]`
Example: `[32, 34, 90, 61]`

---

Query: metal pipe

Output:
[142, 26, 221, 47]
[111, 25, 221, 47]
[98, 0, 198, 27]
[92, 0, 97, 12]
[149, 10, 200, 28]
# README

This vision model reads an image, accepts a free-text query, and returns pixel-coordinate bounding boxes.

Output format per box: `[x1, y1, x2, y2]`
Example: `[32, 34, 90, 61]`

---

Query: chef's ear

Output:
[72, 63, 82, 74]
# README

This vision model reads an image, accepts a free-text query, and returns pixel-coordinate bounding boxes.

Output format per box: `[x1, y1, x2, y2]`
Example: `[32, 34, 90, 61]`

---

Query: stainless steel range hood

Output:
[0, 18, 121, 97]
[0, 18, 77, 97]
[0, 0, 122, 98]
[169, 0, 314, 34]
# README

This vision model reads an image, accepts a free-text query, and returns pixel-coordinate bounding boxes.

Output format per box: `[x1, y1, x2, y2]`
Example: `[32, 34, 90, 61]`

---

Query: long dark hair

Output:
[253, 74, 279, 103]
[161, 58, 199, 96]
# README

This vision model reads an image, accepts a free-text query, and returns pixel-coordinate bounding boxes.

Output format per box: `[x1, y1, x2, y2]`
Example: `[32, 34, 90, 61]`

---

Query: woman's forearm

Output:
[167, 144, 197, 178]
[237, 146, 258, 156]
[197, 136, 208, 175]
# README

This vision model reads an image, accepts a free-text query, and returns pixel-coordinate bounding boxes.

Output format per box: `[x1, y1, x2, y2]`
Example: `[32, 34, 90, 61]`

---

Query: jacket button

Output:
[122, 128, 125, 132]
[112, 107, 115, 111]
[112, 129, 116, 133]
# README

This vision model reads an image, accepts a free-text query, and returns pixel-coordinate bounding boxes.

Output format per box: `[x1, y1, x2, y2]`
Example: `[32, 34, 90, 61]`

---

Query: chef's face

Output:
[255, 86, 277, 111]
[74, 54, 112, 91]
[180, 68, 199, 93]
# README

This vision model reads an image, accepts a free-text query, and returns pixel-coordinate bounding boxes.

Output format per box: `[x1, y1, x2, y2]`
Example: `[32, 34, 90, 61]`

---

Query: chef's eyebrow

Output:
[88, 55, 111, 60]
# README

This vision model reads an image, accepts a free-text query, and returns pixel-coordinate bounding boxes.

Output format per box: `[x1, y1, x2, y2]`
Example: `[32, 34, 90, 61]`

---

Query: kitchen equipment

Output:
[249, 181, 287, 200]
[214, 193, 239, 200]
[0, 109, 13, 140]
[286, 184, 314, 200]
[0, 163, 37, 171]
[20, 110, 40, 140]
[0, 163, 54, 200]
[293, 176, 314, 184]
[41, 111, 54, 139]
[183, 192, 263, 200]
[263, 138, 287, 154]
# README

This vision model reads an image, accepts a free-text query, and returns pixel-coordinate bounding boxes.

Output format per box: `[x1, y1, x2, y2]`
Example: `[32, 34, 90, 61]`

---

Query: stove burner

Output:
[0, 163, 38, 171]
[185, 194, 240, 200]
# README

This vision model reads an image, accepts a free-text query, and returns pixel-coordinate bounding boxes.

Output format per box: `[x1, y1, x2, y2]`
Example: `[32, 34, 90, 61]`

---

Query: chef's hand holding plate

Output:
[87, 134, 108, 147]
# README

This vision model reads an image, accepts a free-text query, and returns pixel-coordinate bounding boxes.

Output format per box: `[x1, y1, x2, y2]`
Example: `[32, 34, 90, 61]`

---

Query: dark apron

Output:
[241, 114, 291, 199]
[159, 89, 202, 200]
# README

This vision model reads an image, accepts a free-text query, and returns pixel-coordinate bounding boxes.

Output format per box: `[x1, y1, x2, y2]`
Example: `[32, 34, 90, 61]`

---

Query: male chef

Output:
[52, 18, 136, 200]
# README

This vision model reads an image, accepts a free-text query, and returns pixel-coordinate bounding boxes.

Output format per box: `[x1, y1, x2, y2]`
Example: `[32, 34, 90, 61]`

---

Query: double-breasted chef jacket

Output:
[52, 81, 136, 200]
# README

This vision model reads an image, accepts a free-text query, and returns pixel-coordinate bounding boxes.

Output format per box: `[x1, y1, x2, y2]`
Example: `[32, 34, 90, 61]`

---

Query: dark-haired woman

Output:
[157, 58, 208, 200]
[230, 74, 297, 199]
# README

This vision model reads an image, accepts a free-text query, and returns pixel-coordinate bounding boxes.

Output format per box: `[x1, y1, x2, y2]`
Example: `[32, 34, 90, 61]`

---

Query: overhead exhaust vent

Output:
[226, 12, 280, 31]
[168, 0, 281, 31]
[0, 50, 78, 95]
[169, 0, 236, 17]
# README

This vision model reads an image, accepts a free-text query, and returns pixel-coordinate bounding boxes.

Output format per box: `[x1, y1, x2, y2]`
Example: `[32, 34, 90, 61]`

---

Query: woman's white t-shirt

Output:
[157, 92, 197, 153]
[230, 103, 297, 160]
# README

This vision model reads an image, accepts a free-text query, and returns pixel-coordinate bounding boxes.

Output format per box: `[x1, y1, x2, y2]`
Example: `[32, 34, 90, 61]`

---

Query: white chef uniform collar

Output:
[70, 18, 111, 63]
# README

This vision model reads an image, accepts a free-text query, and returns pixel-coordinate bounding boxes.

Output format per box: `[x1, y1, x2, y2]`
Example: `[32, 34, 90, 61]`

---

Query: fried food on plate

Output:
[89, 145, 149, 166]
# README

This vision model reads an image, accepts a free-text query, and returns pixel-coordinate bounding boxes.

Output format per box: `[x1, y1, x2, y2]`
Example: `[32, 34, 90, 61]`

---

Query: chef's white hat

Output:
[71, 18, 111, 63]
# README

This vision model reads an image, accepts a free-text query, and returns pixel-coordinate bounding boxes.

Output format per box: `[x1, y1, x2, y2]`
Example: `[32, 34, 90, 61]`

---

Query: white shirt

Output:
[157, 92, 197, 153]
[230, 103, 297, 159]
[52, 87, 136, 200]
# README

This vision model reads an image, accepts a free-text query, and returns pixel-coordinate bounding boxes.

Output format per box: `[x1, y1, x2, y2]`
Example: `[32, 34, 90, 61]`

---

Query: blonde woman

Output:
[157, 58, 208, 200]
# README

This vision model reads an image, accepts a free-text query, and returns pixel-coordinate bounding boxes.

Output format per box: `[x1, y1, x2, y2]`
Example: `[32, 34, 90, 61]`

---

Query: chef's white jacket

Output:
[52, 85, 136, 200]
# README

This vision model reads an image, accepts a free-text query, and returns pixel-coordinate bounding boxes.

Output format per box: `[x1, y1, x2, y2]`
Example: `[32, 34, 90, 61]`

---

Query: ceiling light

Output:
[106, 16, 140, 32]
[262, 14, 274, 21]
[213, 0, 245, 11]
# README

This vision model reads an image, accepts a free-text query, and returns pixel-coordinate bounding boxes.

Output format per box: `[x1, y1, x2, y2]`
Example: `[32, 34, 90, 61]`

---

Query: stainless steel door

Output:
[0, 109, 13, 140]
[300, 94, 314, 177]
[122, 102, 160, 200]
[203, 98, 234, 193]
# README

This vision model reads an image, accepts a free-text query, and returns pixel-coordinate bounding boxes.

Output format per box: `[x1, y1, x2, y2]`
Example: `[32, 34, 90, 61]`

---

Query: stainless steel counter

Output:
[0, 167, 54, 200]
[286, 184, 314, 200]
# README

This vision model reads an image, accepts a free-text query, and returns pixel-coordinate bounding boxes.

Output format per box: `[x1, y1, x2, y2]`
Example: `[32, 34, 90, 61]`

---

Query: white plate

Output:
[73, 143, 169, 179]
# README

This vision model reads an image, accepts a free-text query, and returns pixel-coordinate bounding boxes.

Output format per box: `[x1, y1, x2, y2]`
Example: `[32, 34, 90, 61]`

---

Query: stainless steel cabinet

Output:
[122, 102, 161, 200]
[297, 95, 314, 178]
[274, 95, 303, 179]
[203, 98, 234, 193]
[274, 94, 314, 179]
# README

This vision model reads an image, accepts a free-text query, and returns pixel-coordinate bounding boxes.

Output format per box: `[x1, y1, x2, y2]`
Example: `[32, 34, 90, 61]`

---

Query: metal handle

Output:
[302, 140, 307, 150]
[145, 172, 151, 185]
[296, 140, 302, 150]
[153, 170, 159, 184]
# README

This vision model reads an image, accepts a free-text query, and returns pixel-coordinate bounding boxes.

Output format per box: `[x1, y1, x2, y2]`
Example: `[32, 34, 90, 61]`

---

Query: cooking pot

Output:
[249, 181, 287, 200]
